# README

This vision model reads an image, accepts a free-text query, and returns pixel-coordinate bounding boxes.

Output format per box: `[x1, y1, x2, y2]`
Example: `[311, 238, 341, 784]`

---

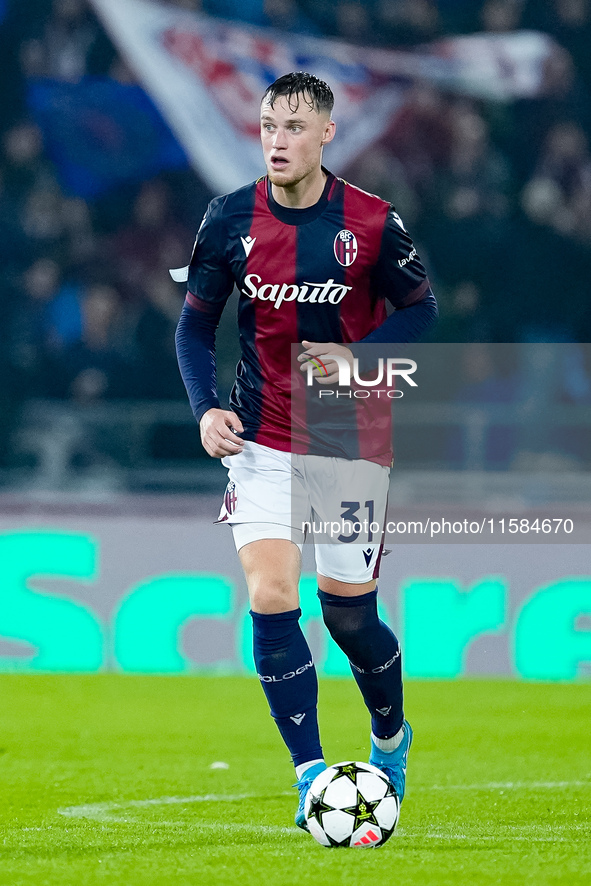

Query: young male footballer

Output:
[174, 72, 438, 830]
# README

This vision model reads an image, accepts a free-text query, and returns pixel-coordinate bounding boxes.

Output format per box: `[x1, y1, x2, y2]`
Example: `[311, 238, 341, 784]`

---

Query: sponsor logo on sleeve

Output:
[398, 246, 417, 268]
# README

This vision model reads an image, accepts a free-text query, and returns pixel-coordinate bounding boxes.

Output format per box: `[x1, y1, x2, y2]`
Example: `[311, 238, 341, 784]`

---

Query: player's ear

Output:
[321, 119, 336, 146]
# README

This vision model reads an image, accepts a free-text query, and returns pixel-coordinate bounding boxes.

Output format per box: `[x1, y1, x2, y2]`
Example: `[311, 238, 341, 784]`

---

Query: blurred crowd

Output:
[1, 0, 591, 471]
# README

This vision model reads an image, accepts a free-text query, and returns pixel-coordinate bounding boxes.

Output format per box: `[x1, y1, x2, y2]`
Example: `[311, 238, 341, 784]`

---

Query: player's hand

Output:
[199, 408, 244, 458]
[298, 341, 354, 384]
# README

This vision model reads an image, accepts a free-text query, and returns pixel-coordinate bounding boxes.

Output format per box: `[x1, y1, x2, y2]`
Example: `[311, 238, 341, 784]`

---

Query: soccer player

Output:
[174, 72, 437, 830]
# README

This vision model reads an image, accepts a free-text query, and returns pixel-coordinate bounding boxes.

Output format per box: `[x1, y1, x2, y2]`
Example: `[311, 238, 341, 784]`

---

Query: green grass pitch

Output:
[1, 675, 590, 886]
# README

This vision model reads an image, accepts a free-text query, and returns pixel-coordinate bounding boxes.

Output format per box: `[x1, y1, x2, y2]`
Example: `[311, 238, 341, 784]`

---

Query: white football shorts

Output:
[217, 441, 390, 583]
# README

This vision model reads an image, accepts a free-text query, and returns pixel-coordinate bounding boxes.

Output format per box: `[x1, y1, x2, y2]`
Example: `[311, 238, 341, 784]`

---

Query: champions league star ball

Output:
[304, 761, 400, 848]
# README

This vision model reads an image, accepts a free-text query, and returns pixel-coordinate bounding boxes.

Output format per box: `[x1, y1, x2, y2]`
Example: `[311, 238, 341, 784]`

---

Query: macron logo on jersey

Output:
[391, 210, 406, 231]
[241, 235, 256, 257]
[242, 274, 352, 309]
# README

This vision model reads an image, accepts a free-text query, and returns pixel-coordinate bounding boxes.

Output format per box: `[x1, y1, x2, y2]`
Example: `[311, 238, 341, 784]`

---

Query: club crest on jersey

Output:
[224, 481, 237, 516]
[334, 230, 358, 267]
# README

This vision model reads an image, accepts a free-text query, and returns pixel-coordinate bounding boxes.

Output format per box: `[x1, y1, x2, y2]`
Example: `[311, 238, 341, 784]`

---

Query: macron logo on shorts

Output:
[363, 548, 373, 567]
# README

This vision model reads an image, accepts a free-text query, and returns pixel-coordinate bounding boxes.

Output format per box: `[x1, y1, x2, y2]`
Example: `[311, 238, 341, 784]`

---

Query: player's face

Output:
[260, 94, 335, 189]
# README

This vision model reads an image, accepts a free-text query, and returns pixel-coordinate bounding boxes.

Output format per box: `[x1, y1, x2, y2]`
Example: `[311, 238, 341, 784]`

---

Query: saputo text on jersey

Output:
[242, 274, 352, 308]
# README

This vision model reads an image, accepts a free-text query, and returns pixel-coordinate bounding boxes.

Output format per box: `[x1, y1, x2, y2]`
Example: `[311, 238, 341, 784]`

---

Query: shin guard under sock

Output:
[319, 589, 403, 739]
[251, 608, 323, 767]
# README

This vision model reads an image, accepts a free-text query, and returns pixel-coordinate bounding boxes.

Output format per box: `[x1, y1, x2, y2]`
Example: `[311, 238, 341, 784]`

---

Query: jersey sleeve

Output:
[186, 195, 234, 316]
[371, 207, 430, 309]
[174, 196, 234, 424]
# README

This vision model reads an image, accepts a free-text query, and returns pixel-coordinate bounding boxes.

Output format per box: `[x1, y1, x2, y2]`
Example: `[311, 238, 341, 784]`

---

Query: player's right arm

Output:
[174, 197, 243, 458]
[198, 407, 244, 458]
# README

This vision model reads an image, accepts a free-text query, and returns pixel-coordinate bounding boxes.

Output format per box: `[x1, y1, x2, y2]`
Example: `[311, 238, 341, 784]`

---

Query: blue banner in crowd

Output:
[28, 77, 188, 198]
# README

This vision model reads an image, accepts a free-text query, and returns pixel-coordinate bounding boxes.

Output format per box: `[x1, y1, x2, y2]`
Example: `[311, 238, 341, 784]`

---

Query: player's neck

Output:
[270, 168, 327, 209]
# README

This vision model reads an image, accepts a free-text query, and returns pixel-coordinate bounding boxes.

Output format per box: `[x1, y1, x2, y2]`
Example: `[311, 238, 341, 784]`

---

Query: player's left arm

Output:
[359, 206, 438, 345]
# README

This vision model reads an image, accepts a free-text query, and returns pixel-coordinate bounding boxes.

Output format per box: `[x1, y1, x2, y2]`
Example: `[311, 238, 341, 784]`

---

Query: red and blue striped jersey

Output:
[181, 171, 432, 459]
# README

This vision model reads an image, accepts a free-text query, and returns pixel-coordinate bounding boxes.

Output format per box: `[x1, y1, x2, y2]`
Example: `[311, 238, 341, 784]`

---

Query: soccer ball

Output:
[304, 761, 400, 848]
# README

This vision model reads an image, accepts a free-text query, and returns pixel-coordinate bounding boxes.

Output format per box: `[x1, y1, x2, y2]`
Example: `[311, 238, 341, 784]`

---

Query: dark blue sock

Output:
[319, 589, 403, 739]
[251, 608, 323, 768]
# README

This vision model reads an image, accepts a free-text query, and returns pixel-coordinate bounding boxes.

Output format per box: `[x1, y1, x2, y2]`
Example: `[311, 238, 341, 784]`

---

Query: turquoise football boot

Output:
[369, 719, 413, 804]
[293, 761, 327, 830]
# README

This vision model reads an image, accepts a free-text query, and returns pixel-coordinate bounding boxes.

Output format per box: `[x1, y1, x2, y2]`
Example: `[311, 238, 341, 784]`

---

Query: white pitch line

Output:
[57, 779, 590, 826]
[58, 792, 293, 823]
[395, 831, 575, 843]
[116, 821, 298, 836]
[56, 814, 297, 835]
[413, 780, 591, 792]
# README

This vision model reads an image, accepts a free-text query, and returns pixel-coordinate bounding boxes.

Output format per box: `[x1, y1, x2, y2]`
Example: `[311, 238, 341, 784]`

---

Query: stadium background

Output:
[0, 0, 590, 679]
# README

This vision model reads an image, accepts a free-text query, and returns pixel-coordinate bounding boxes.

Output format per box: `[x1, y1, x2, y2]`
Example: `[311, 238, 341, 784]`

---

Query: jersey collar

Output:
[266, 169, 336, 225]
